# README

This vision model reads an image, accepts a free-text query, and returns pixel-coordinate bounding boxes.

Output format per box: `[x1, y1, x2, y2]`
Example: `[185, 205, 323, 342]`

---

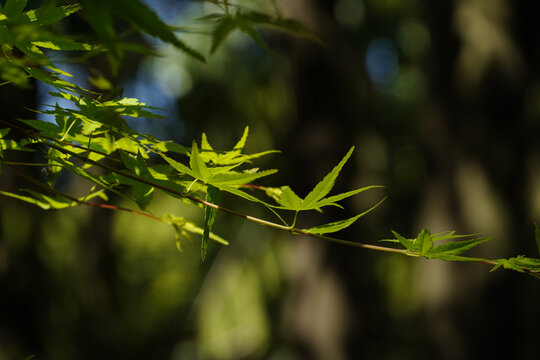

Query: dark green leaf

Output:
[210, 15, 238, 53]
[106, 0, 205, 62]
[160, 152, 196, 178]
[3, 0, 27, 17]
[202, 185, 220, 260]
[240, 11, 324, 44]
[238, 22, 277, 59]
[18, 118, 60, 137]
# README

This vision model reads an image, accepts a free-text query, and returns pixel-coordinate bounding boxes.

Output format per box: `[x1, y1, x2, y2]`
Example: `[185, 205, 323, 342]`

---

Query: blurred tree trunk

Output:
[277, 0, 540, 358]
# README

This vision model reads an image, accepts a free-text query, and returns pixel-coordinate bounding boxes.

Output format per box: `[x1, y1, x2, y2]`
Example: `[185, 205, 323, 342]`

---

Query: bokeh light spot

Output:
[365, 38, 399, 89]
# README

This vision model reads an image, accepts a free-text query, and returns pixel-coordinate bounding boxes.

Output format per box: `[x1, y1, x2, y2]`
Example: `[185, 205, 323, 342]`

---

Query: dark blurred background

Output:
[1, 0, 540, 359]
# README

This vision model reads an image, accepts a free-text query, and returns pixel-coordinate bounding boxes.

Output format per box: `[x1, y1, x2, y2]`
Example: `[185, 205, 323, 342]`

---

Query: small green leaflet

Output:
[279, 186, 304, 210]
[389, 230, 416, 252]
[209, 14, 237, 54]
[202, 11, 322, 57]
[416, 229, 433, 256]
[278, 147, 381, 211]
[116, 137, 140, 153]
[488, 225, 540, 277]
[305, 196, 386, 235]
[190, 141, 211, 182]
[161, 138, 277, 192]
[202, 185, 220, 261]
[383, 229, 490, 259]
[197, 127, 278, 166]
[303, 147, 354, 207]
[427, 237, 490, 256]
[161, 213, 228, 253]
[491, 256, 540, 277]
[82, 0, 205, 63]
[211, 169, 277, 186]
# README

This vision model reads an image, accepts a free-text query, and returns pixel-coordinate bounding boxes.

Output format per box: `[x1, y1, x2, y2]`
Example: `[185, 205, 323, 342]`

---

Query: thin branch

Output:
[4, 122, 540, 276]
[5, 163, 162, 221]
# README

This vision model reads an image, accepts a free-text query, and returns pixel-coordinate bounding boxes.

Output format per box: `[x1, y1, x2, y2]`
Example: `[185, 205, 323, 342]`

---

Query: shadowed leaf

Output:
[202, 185, 220, 260]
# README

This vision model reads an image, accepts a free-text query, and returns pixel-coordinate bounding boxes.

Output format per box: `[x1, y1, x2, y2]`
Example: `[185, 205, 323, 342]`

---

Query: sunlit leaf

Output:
[184, 221, 228, 245]
[233, 126, 249, 153]
[391, 230, 417, 252]
[0, 128, 32, 152]
[311, 186, 383, 209]
[305, 197, 385, 235]
[215, 184, 275, 207]
[200, 133, 214, 152]
[189, 141, 210, 182]
[210, 169, 277, 186]
[428, 237, 490, 256]
[32, 39, 92, 51]
[279, 186, 303, 210]
[160, 152, 196, 178]
[116, 137, 140, 153]
[24, 4, 81, 26]
[416, 229, 433, 256]
[302, 147, 354, 208]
